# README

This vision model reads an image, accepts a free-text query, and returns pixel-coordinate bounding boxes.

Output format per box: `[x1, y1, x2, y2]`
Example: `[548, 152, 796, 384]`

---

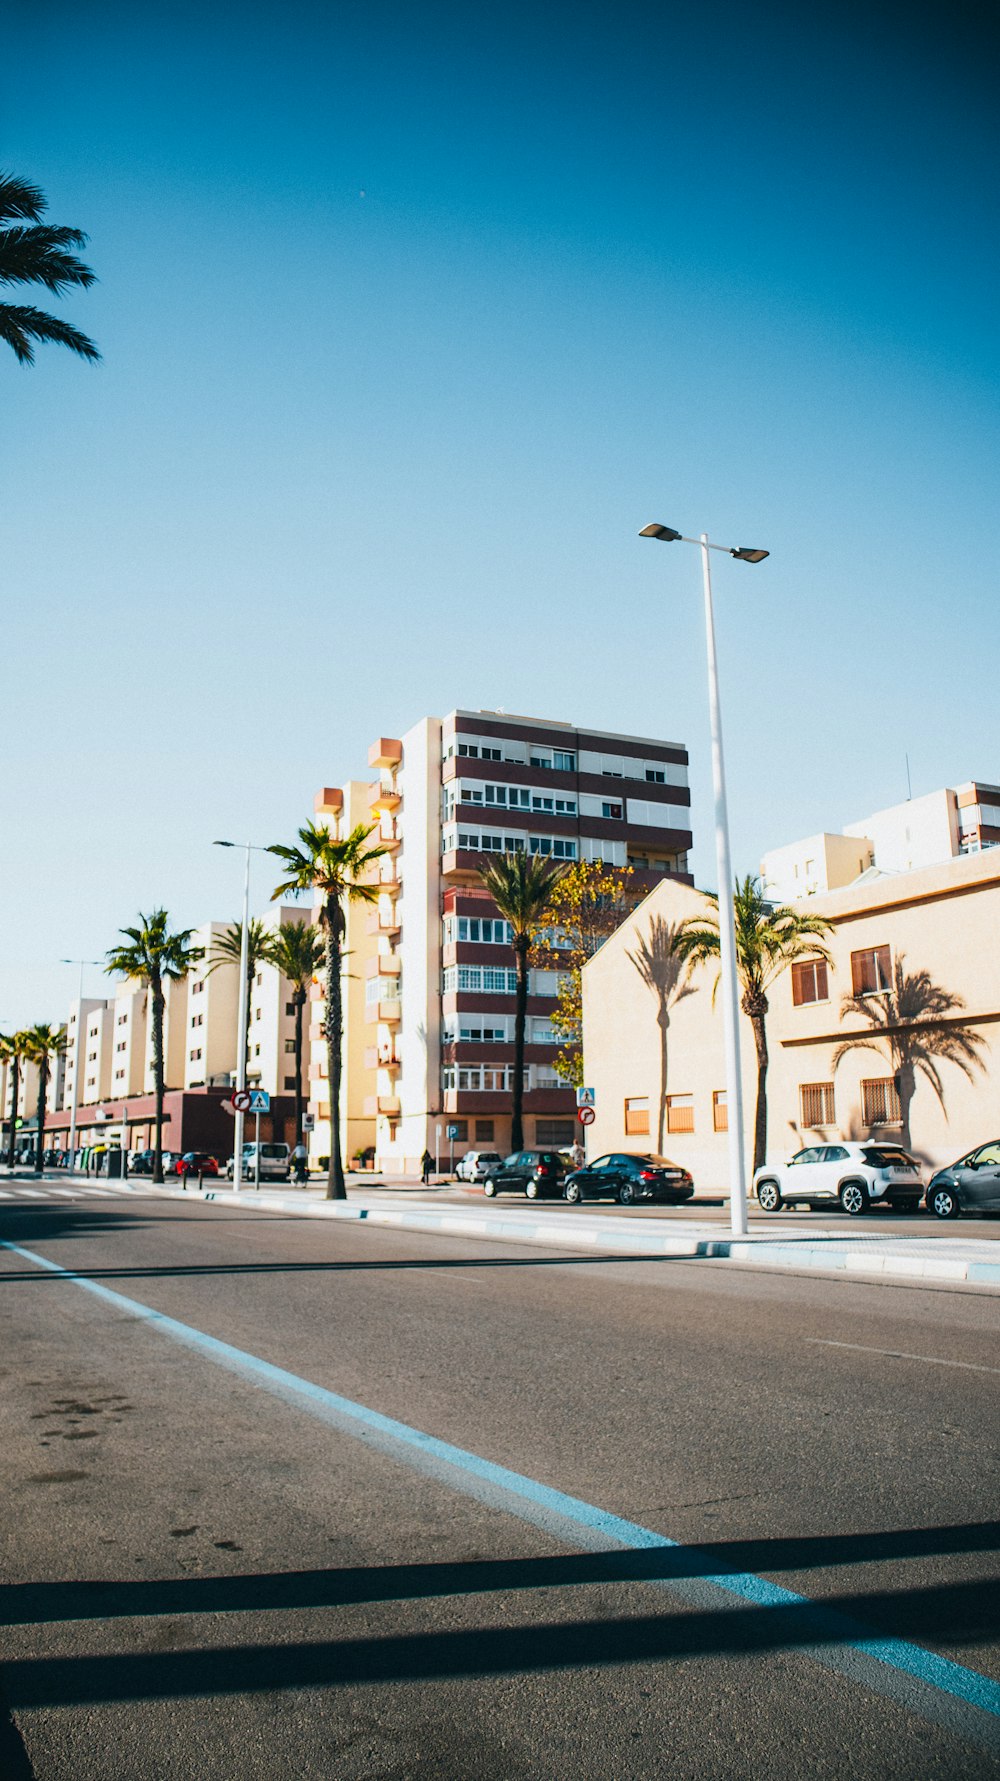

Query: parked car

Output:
[564, 1153, 695, 1206]
[456, 1149, 503, 1183]
[176, 1151, 220, 1179]
[753, 1142, 923, 1216]
[483, 1150, 566, 1199]
[225, 1142, 291, 1183]
[130, 1149, 154, 1174]
[925, 1140, 1000, 1218]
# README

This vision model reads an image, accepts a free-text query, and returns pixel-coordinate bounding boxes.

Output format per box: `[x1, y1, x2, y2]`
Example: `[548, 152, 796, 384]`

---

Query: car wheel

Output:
[484, 1178, 497, 1197]
[525, 1180, 540, 1200]
[618, 1182, 634, 1206]
[928, 1185, 960, 1220]
[839, 1180, 869, 1217]
[756, 1179, 782, 1213]
[565, 1180, 582, 1204]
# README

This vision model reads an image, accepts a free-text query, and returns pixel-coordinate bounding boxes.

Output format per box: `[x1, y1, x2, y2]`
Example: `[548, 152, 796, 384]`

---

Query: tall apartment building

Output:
[761, 778, 1000, 904]
[61, 998, 109, 1112]
[81, 1003, 115, 1106]
[109, 988, 149, 1099]
[353, 709, 693, 1172]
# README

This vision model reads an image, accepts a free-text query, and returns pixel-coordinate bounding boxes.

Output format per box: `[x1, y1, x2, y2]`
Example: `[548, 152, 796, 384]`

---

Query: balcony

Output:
[364, 998, 401, 1025]
[366, 908, 402, 937]
[377, 817, 401, 851]
[368, 737, 402, 769]
[365, 951, 401, 978]
[314, 786, 343, 818]
[363, 1093, 401, 1118]
[367, 778, 401, 811]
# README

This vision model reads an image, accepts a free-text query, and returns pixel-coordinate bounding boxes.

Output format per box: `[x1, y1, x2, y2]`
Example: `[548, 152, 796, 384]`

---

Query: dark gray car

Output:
[926, 1140, 1000, 1218]
[483, 1150, 565, 1199]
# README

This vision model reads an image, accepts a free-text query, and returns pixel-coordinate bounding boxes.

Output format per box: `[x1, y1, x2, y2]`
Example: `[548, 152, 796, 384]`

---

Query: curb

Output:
[106, 1181, 1000, 1290]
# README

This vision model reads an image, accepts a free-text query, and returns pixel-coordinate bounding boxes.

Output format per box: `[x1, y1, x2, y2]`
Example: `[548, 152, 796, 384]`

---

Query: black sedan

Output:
[926, 1139, 1000, 1218]
[564, 1152, 695, 1206]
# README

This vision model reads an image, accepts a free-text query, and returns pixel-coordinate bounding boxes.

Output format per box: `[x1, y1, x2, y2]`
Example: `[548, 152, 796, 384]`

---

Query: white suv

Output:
[455, 1150, 503, 1183]
[753, 1142, 923, 1217]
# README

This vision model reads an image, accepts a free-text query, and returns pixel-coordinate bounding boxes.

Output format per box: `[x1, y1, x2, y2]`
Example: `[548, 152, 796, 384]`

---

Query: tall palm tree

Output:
[23, 1025, 67, 1176]
[207, 917, 275, 1081]
[626, 916, 694, 1154]
[832, 955, 985, 1153]
[677, 875, 833, 1173]
[264, 919, 324, 1149]
[1, 1031, 24, 1167]
[0, 171, 100, 365]
[269, 823, 386, 1200]
[106, 911, 202, 1184]
[476, 852, 569, 1151]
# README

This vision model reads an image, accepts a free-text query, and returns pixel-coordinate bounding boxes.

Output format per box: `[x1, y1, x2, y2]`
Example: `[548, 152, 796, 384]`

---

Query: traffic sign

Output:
[231, 1090, 252, 1113]
[248, 1089, 270, 1113]
[447, 1124, 459, 1140]
[302, 1112, 315, 1132]
[577, 1105, 596, 1127]
[576, 1086, 595, 1107]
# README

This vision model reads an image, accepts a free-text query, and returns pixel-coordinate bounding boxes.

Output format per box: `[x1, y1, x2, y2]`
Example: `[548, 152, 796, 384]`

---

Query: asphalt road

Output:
[1, 1184, 998, 1780]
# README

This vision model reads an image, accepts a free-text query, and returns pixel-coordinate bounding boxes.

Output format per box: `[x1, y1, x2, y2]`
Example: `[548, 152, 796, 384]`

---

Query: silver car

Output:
[455, 1149, 503, 1183]
[753, 1141, 923, 1216]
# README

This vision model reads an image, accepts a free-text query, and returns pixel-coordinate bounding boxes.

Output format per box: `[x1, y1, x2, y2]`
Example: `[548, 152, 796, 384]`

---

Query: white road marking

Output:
[807, 1338, 1000, 1376]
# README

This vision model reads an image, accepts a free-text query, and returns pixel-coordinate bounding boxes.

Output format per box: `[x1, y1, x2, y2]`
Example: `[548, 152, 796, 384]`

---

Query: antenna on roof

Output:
[905, 753, 913, 801]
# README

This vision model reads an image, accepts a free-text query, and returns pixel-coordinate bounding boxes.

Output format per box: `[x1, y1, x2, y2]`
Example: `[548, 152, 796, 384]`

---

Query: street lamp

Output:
[213, 840, 272, 1192]
[60, 957, 103, 1173]
[638, 523, 769, 1237]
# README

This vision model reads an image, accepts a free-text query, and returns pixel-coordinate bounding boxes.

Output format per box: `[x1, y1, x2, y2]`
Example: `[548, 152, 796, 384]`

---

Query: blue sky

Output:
[3, 0, 998, 1026]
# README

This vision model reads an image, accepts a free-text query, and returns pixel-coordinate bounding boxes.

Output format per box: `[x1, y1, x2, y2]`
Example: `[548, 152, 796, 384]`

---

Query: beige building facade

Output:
[582, 849, 1000, 1189]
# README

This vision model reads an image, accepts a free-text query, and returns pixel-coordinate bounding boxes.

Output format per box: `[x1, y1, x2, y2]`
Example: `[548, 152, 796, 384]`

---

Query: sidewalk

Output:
[87, 1176, 1000, 1290]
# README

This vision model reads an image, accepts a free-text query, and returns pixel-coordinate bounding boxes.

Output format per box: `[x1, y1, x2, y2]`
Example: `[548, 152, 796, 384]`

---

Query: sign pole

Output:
[254, 1107, 260, 1186]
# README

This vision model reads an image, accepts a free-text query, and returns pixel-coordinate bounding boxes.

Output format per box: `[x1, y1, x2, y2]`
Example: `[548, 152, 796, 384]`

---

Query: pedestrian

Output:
[420, 1148, 433, 1185]
[291, 1140, 308, 1186]
[570, 1141, 585, 1171]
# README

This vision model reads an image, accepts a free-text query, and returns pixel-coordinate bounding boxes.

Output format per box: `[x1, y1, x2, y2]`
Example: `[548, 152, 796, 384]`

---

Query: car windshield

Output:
[636, 1156, 680, 1169]
[862, 1148, 917, 1168]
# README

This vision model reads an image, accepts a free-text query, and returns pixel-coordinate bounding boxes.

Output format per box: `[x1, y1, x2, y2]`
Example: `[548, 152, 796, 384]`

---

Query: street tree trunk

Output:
[34, 1057, 49, 1176]
[750, 1010, 769, 1175]
[151, 973, 165, 1185]
[6, 1058, 19, 1167]
[323, 897, 346, 1201]
[511, 935, 529, 1151]
[656, 1010, 669, 1155]
[292, 987, 305, 1149]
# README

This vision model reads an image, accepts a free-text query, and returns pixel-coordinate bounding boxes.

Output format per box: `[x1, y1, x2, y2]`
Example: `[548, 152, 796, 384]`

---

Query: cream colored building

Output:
[81, 1003, 115, 1106]
[61, 998, 109, 1111]
[109, 987, 149, 1099]
[306, 783, 378, 1169]
[582, 848, 1000, 1189]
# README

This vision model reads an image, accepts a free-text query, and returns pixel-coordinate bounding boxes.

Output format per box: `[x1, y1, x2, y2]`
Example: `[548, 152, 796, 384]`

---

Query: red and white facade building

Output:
[360, 708, 693, 1172]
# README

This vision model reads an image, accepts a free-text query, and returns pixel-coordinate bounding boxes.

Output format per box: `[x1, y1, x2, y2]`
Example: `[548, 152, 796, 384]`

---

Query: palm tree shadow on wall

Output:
[832, 954, 987, 1155]
[626, 918, 695, 1154]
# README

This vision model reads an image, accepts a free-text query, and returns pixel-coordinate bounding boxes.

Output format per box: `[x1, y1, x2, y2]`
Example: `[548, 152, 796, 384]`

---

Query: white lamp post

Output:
[60, 957, 102, 1174]
[639, 523, 769, 1238]
[213, 841, 270, 1192]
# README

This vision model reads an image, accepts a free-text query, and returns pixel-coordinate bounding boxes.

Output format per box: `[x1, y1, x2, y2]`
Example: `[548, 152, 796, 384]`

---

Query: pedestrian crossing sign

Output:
[248, 1089, 270, 1113]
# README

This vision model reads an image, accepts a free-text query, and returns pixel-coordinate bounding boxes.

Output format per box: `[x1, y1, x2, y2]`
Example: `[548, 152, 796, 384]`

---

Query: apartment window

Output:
[645, 768, 666, 783]
[284, 1039, 296, 1053]
[536, 1119, 576, 1145]
[851, 946, 892, 995]
[191, 1012, 204, 1028]
[285, 1001, 295, 1015]
[553, 751, 576, 772]
[189, 1047, 202, 1062]
[366, 976, 401, 1005]
[284, 1076, 297, 1090]
[454, 917, 513, 945]
[713, 1090, 728, 1132]
[87, 1050, 97, 1063]
[530, 753, 553, 770]
[254, 1044, 261, 1058]
[117, 1013, 127, 1025]
[800, 1082, 836, 1126]
[116, 1041, 126, 1053]
[457, 1022, 509, 1043]
[70, 1013, 76, 1025]
[191, 980, 204, 995]
[255, 1007, 262, 1021]
[666, 1093, 694, 1134]
[475, 1120, 495, 1141]
[862, 1077, 901, 1126]
[442, 1064, 523, 1092]
[602, 801, 623, 820]
[624, 1095, 650, 1135]
[255, 971, 263, 986]
[458, 742, 478, 758]
[791, 960, 829, 1006]
[442, 966, 517, 996]
[114, 1069, 124, 1082]
[448, 1120, 469, 1141]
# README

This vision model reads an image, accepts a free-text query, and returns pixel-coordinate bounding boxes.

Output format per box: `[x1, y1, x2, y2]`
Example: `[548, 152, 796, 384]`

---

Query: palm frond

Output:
[0, 173, 46, 223]
[0, 303, 100, 364]
[476, 852, 569, 938]
[0, 225, 97, 293]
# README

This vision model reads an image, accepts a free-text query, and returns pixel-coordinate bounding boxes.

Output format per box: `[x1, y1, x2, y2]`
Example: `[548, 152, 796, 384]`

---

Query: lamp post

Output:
[639, 523, 769, 1238]
[213, 841, 270, 1192]
[59, 957, 102, 1173]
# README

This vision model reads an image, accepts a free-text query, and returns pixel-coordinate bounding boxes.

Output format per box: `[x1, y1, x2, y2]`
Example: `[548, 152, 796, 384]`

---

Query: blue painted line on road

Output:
[4, 1234, 1000, 1746]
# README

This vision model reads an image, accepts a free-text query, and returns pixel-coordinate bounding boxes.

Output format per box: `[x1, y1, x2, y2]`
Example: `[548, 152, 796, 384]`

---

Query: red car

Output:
[176, 1151, 219, 1179]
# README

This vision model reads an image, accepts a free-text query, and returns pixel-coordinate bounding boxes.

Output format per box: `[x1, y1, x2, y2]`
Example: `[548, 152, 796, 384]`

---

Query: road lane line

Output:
[3, 1234, 1000, 1752]
[808, 1338, 1000, 1376]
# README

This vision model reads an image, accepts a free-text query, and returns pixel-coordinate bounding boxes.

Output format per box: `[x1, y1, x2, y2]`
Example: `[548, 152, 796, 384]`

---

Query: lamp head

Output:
[730, 547, 769, 563]
[213, 839, 234, 848]
[638, 523, 682, 542]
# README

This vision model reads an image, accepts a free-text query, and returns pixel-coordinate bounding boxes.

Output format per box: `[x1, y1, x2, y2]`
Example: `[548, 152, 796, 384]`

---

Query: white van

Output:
[226, 1142, 291, 1183]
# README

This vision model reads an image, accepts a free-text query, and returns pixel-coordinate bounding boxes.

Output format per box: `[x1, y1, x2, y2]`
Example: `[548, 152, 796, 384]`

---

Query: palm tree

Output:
[264, 919, 324, 1149]
[476, 852, 569, 1151]
[626, 917, 694, 1154]
[0, 171, 100, 365]
[677, 875, 833, 1173]
[3, 1032, 30, 1168]
[832, 955, 985, 1153]
[269, 823, 386, 1200]
[22, 1025, 67, 1176]
[106, 911, 202, 1184]
[207, 917, 275, 1081]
